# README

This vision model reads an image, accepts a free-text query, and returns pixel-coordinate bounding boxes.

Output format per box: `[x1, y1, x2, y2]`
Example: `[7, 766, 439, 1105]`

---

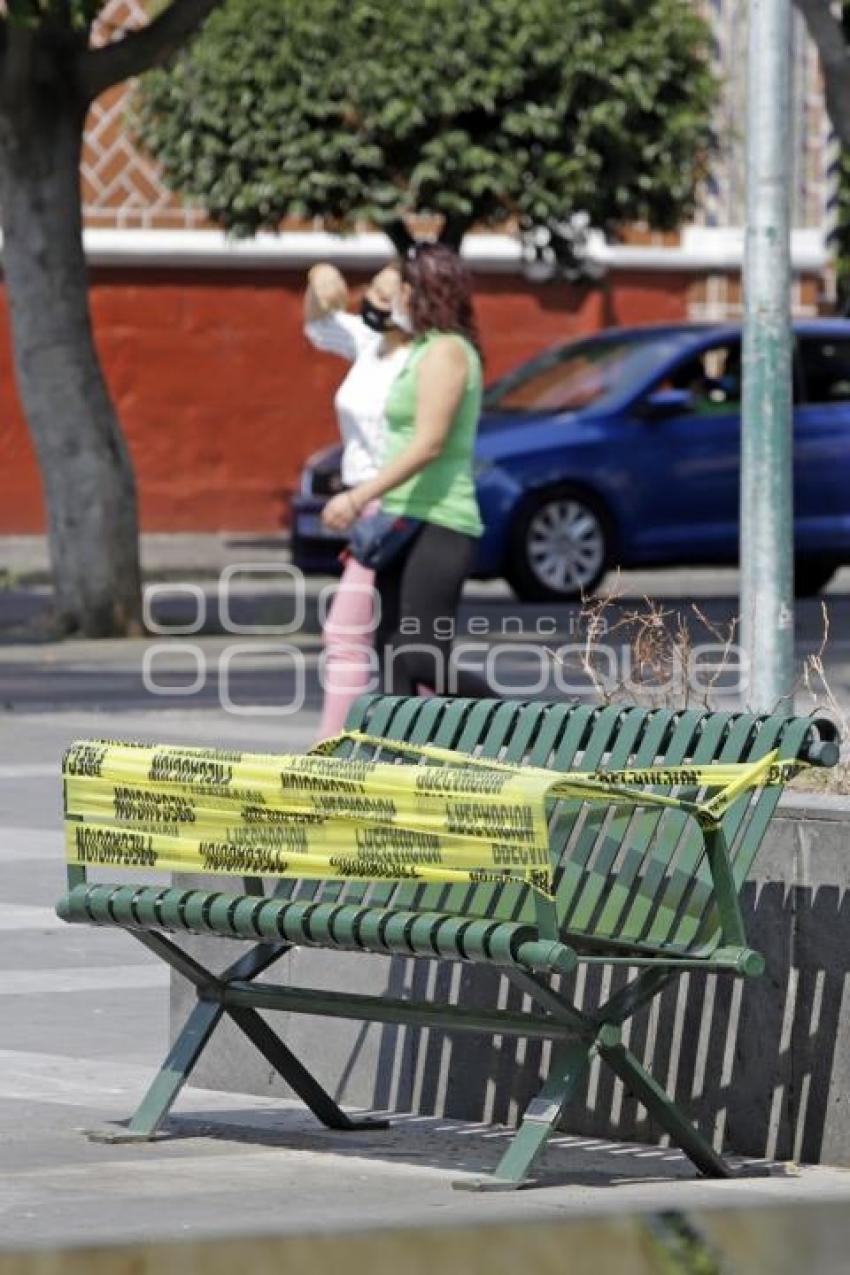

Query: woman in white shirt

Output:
[303, 261, 411, 736]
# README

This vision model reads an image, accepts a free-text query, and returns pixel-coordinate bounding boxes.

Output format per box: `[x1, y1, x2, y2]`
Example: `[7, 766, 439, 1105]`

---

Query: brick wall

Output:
[0, 269, 692, 534]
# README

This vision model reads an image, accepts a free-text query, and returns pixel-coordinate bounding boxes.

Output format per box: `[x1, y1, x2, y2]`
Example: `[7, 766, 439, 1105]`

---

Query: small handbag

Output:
[346, 509, 423, 571]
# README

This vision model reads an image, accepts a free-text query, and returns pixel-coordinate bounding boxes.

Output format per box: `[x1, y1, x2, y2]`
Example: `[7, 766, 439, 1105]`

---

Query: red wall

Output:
[0, 268, 691, 533]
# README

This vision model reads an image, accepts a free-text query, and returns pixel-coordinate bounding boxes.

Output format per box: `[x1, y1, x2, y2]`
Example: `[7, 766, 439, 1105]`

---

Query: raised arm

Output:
[303, 264, 374, 362]
[304, 263, 349, 324]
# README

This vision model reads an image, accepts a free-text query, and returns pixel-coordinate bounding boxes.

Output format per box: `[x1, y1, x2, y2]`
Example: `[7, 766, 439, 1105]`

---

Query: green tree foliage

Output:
[3, 1, 102, 24]
[135, 0, 716, 254]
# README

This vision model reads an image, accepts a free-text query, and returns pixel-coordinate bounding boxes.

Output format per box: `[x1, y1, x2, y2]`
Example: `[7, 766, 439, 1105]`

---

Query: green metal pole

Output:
[740, 0, 795, 712]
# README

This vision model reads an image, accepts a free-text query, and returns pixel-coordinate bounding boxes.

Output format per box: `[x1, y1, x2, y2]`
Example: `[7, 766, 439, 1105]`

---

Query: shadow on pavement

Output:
[156, 1104, 757, 1190]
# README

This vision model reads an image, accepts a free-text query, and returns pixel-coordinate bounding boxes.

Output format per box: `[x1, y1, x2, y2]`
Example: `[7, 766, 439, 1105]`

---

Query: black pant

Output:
[374, 521, 490, 697]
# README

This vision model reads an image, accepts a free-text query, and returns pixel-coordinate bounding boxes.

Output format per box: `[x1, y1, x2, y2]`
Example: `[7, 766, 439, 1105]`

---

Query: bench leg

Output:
[453, 1038, 592, 1191]
[87, 998, 225, 1143]
[595, 1025, 732, 1179]
[226, 1004, 389, 1132]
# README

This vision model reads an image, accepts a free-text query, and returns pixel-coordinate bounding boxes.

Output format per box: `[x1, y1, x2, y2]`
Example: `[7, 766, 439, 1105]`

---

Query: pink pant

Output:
[317, 552, 378, 738]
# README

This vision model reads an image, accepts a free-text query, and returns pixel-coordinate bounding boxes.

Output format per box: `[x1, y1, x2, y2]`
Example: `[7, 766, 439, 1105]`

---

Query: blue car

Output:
[291, 320, 850, 600]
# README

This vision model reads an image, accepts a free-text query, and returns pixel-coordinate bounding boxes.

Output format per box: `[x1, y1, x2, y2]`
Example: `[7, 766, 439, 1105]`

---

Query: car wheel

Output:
[795, 559, 839, 598]
[507, 487, 612, 602]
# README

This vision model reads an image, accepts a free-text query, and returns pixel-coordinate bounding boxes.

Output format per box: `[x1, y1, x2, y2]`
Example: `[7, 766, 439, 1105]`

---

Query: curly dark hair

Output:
[401, 242, 481, 353]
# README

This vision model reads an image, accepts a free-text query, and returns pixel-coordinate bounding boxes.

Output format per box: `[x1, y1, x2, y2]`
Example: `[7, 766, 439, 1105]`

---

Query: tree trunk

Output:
[794, 0, 850, 148]
[0, 78, 143, 636]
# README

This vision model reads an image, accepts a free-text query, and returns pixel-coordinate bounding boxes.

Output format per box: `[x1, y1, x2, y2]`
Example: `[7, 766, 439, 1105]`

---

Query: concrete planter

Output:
[171, 792, 850, 1165]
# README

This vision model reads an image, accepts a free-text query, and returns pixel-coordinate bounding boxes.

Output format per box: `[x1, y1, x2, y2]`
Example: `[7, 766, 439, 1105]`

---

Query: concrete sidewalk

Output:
[3, 761, 850, 1252]
[1, 534, 293, 584]
[5, 1044, 850, 1250]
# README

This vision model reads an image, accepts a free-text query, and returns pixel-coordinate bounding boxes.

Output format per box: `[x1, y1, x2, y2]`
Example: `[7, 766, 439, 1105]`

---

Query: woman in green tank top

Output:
[321, 242, 489, 696]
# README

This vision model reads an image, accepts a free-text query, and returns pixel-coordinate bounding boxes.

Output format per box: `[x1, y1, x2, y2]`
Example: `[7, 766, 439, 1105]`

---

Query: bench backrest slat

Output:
[416, 699, 531, 917]
[587, 711, 731, 944]
[446, 700, 554, 919]
[647, 714, 781, 948]
[637, 714, 778, 949]
[596, 710, 744, 949]
[556, 708, 697, 936]
[678, 714, 813, 950]
[314, 694, 417, 910]
[327, 697, 831, 958]
[553, 706, 662, 933]
[725, 715, 813, 893]
[370, 696, 490, 910]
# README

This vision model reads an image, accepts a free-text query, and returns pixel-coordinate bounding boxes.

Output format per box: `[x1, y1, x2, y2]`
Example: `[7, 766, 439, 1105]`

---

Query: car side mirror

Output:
[641, 387, 694, 419]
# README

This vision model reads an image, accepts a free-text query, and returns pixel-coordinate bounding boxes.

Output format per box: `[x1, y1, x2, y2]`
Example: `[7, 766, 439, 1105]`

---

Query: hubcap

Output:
[526, 499, 606, 594]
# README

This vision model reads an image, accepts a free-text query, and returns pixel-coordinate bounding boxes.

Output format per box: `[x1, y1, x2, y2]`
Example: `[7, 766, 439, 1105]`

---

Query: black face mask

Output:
[360, 296, 392, 332]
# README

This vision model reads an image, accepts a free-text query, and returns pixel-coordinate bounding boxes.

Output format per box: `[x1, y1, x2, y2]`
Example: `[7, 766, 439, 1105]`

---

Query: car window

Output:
[654, 342, 742, 416]
[483, 335, 682, 413]
[799, 337, 850, 404]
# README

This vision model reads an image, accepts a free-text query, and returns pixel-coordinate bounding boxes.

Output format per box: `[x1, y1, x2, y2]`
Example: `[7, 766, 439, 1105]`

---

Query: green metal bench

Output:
[56, 694, 839, 1188]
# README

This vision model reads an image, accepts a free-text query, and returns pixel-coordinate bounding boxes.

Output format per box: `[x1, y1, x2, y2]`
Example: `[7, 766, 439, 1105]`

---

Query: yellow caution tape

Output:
[62, 735, 802, 899]
[315, 731, 804, 821]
